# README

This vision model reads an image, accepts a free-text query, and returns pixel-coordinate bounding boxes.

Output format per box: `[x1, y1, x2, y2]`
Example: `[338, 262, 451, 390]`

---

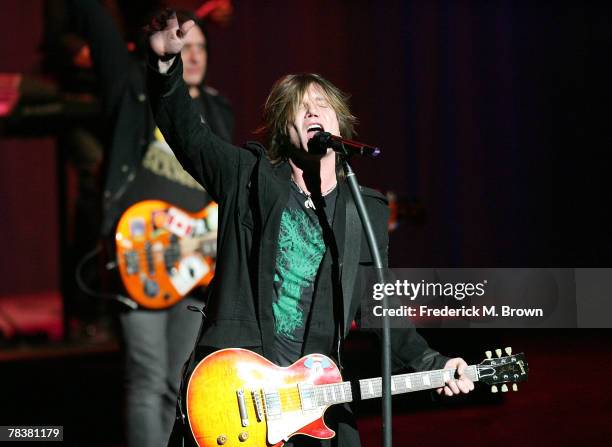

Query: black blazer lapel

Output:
[336, 183, 364, 335]
[333, 183, 358, 335]
[256, 160, 291, 357]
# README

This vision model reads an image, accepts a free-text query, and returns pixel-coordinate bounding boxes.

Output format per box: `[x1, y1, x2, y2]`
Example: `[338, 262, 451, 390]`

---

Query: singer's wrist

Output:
[158, 56, 176, 73]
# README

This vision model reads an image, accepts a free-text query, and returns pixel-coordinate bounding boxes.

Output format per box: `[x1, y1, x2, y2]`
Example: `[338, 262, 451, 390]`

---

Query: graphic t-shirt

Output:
[118, 126, 209, 213]
[118, 91, 227, 214]
[272, 181, 337, 366]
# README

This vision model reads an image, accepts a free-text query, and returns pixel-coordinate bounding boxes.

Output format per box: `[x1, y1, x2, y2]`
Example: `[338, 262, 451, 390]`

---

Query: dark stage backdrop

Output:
[1, 2, 611, 446]
[0, 1, 58, 295]
[0, 0, 608, 296]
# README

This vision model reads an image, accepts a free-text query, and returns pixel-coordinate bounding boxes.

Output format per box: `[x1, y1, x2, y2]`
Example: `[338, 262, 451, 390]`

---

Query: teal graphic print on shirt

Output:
[273, 208, 326, 340]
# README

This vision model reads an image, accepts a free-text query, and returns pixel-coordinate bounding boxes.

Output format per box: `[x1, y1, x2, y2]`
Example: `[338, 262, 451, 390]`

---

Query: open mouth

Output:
[306, 124, 325, 140]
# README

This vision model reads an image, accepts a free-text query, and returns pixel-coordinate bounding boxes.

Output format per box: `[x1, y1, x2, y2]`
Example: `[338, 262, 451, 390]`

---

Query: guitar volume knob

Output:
[238, 432, 249, 442]
[143, 279, 159, 297]
[216, 435, 227, 445]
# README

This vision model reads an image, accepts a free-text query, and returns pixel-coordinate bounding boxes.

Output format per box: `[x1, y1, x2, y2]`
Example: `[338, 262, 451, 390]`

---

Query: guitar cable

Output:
[75, 244, 138, 309]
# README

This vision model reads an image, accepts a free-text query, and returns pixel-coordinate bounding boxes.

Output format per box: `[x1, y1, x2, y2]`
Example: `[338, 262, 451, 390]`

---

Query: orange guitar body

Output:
[187, 349, 342, 447]
[115, 200, 217, 309]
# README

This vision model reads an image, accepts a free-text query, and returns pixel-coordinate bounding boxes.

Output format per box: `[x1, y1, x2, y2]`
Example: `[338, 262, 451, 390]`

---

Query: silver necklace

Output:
[291, 178, 337, 210]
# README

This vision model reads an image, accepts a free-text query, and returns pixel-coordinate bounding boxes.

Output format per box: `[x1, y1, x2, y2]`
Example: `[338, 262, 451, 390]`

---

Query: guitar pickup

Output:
[263, 388, 282, 420]
[298, 383, 317, 412]
[164, 235, 180, 272]
[145, 242, 154, 275]
[124, 251, 139, 275]
[236, 389, 249, 427]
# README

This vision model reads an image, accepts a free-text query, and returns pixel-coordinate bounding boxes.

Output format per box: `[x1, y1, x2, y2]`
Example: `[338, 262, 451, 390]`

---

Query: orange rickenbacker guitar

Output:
[186, 347, 529, 447]
[115, 200, 218, 309]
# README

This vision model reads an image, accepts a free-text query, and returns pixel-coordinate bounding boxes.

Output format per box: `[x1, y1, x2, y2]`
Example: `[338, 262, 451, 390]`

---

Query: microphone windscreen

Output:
[307, 131, 332, 155]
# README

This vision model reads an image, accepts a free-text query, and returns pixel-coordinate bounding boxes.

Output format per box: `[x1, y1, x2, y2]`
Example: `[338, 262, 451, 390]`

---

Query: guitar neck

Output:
[358, 365, 479, 400]
[312, 366, 479, 406]
[178, 232, 217, 257]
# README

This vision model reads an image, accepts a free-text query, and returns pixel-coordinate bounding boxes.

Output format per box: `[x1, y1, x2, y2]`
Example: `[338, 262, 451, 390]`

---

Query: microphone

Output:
[307, 132, 381, 158]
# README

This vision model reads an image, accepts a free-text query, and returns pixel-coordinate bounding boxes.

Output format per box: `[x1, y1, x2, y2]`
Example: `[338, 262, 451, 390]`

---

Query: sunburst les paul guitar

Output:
[186, 347, 529, 447]
[115, 200, 218, 309]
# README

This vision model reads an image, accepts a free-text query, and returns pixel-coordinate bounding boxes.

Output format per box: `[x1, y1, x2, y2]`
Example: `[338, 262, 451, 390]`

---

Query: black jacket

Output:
[147, 56, 447, 373]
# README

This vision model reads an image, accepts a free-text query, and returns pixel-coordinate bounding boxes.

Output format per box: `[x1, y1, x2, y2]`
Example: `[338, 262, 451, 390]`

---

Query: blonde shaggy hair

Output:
[256, 73, 357, 166]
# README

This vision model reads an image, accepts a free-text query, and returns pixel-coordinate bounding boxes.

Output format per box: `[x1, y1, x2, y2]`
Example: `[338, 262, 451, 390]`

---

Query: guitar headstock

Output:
[477, 347, 529, 393]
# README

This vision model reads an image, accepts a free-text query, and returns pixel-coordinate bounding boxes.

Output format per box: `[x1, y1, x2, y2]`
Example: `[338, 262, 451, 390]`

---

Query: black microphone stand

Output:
[340, 154, 392, 447]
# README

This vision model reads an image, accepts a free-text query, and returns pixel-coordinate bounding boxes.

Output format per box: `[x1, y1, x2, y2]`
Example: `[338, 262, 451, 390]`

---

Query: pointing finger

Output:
[179, 19, 195, 37]
[167, 12, 179, 30]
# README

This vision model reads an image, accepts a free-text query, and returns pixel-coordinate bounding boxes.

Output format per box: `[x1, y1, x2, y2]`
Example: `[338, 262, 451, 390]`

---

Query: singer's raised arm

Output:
[146, 12, 255, 203]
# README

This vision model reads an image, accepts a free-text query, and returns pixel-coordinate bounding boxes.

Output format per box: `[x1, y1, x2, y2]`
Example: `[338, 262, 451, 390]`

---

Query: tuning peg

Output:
[491, 385, 498, 393]
[512, 384, 518, 392]
[501, 384, 508, 393]
[485, 350, 492, 359]
[505, 347, 512, 356]
[495, 348, 502, 358]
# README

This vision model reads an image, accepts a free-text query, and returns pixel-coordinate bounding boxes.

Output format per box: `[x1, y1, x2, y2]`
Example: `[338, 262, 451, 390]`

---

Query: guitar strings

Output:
[194, 364, 512, 418]
[234, 370, 500, 418]
[243, 375, 500, 413]
[239, 369, 471, 410]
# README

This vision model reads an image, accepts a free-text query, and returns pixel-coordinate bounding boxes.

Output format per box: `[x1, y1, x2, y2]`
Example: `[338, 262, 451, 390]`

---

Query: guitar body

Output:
[187, 349, 341, 447]
[115, 200, 217, 309]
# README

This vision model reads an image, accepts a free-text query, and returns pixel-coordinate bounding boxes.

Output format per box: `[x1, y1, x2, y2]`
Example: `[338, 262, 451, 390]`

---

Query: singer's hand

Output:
[436, 357, 474, 396]
[147, 9, 195, 58]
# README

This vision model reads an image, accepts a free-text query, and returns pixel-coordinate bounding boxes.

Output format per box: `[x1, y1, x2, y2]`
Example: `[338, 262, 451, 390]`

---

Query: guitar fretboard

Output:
[311, 382, 353, 407]
[358, 365, 478, 400]
[313, 365, 479, 406]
